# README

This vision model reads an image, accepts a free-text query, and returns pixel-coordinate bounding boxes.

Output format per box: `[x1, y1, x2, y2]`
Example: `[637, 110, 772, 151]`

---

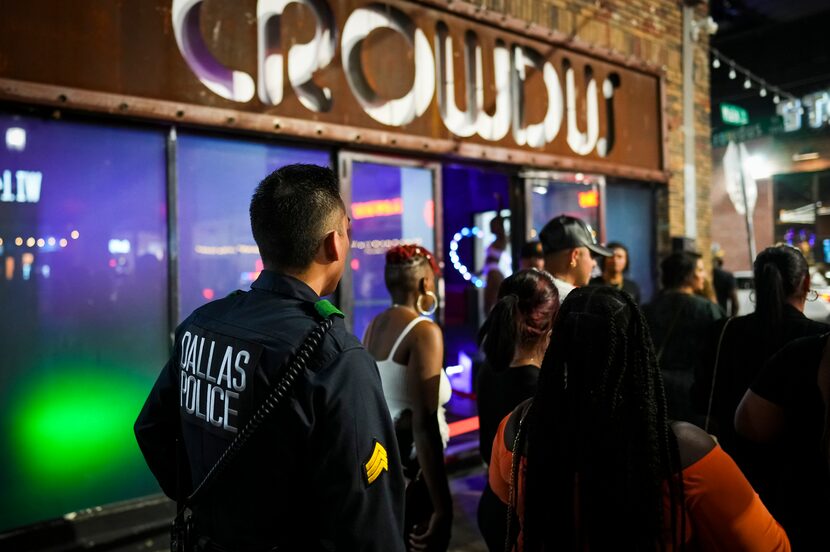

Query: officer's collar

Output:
[251, 270, 321, 303]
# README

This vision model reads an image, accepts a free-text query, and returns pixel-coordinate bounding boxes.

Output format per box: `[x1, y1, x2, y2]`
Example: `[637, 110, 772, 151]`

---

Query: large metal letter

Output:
[172, 0, 255, 103]
[475, 39, 512, 142]
[342, 3, 435, 127]
[511, 46, 563, 148]
[596, 75, 619, 158]
[257, 0, 336, 111]
[435, 23, 476, 137]
[565, 63, 599, 156]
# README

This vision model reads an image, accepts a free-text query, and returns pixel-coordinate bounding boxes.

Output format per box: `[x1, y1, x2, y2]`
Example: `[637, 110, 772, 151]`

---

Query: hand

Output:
[407, 511, 452, 552]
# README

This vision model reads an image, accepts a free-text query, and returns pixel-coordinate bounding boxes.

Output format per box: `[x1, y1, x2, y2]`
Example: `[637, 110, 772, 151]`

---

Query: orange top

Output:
[489, 415, 790, 551]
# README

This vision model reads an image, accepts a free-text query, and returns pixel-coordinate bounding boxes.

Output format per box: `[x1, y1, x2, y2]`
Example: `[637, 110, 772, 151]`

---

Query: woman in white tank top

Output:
[363, 245, 453, 552]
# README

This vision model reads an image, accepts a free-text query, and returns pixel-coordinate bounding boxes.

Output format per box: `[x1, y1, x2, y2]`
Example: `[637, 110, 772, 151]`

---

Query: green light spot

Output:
[12, 368, 152, 485]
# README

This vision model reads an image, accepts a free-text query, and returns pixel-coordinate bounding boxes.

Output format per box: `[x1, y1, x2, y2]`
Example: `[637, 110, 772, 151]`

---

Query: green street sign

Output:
[721, 103, 749, 126]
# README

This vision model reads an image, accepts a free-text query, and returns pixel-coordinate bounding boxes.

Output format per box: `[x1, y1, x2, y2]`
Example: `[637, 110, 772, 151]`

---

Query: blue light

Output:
[453, 233, 462, 241]
[461, 228, 470, 237]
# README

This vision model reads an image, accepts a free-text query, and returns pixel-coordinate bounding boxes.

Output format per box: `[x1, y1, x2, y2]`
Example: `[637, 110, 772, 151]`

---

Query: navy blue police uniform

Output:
[135, 270, 406, 551]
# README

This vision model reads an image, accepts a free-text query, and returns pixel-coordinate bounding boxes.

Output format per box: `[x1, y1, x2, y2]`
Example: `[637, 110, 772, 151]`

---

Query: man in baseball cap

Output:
[539, 214, 612, 299]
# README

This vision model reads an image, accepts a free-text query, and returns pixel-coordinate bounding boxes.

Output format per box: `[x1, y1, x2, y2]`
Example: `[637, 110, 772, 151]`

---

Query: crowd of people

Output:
[135, 164, 830, 551]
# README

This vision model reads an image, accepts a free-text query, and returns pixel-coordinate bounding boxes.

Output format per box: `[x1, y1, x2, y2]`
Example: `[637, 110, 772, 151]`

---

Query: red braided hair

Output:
[386, 244, 441, 276]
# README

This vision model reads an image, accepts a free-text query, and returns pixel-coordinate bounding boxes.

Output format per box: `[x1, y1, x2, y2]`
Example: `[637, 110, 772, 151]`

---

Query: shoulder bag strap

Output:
[504, 401, 532, 552]
[657, 300, 685, 363]
[704, 316, 733, 433]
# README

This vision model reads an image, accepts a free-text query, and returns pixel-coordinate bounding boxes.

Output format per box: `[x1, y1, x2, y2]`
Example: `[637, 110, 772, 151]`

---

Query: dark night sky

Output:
[709, 0, 830, 134]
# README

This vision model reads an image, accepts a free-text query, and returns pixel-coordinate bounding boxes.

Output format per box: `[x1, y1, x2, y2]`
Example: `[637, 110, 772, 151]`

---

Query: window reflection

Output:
[0, 112, 168, 530]
[176, 133, 330, 320]
[348, 162, 436, 340]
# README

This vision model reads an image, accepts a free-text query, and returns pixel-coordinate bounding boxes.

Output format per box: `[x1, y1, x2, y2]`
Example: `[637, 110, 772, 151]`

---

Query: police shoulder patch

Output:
[363, 439, 389, 486]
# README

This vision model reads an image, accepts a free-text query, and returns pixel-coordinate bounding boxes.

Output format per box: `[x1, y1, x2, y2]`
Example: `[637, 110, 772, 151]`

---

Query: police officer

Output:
[134, 164, 405, 551]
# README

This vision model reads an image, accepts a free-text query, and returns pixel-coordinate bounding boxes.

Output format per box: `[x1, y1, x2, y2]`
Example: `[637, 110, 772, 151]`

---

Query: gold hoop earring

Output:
[807, 289, 819, 302]
[416, 291, 438, 316]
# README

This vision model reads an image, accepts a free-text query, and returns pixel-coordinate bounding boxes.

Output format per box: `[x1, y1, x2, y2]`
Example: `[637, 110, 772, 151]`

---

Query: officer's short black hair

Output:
[250, 164, 345, 271]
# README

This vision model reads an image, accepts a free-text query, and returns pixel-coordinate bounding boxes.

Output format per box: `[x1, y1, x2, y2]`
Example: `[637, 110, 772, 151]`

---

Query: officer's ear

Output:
[321, 229, 343, 263]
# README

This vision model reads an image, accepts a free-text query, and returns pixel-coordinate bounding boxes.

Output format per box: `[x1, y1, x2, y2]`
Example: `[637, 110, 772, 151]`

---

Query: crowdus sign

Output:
[0, 0, 664, 176]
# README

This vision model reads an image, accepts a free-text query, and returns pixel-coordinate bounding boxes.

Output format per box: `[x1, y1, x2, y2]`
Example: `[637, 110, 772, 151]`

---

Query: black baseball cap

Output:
[539, 215, 612, 257]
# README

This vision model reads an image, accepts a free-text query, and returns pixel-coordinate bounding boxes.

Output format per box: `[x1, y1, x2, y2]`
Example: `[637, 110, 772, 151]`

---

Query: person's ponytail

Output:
[481, 294, 521, 370]
[753, 245, 808, 346]
[756, 262, 785, 329]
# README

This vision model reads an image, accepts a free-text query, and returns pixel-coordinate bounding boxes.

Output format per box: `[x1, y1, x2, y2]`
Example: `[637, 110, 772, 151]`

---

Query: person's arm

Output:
[734, 337, 820, 443]
[735, 390, 786, 443]
[729, 287, 740, 317]
[313, 346, 406, 552]
[480, 415, 512, 550]
[134, 354, 182, 500]
[406, 321, 453, 552]
[484, 270, 504, 314]
[677, 425, 790, 551]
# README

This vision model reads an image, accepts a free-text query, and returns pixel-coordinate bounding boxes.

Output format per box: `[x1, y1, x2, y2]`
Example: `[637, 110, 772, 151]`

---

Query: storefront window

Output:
[0, 112, 168, 530]
[176, 133, 330, 320]
[441, 164, 511, 397]
[529, 176, 601, 239]
[346, 159, 437, 342]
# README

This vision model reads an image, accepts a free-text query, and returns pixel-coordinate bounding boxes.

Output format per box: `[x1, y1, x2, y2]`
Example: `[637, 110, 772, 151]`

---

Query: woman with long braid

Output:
[487, 286, 789, 551]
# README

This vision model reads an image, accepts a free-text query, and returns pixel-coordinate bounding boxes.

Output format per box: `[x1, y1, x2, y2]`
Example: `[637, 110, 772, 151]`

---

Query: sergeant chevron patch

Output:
[364, 440, 388, 486]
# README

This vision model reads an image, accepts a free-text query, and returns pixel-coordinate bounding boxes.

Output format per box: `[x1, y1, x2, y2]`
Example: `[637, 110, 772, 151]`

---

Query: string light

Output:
[710, 47, 796, 107]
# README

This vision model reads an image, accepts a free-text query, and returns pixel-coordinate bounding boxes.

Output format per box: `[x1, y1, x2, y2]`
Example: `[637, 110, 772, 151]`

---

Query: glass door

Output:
[523, 171, 606, 243]
[338, 152, 441, 340]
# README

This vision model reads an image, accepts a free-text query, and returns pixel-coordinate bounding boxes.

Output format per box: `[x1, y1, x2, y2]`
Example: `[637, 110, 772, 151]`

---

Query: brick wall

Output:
[483, 0, 712, 260]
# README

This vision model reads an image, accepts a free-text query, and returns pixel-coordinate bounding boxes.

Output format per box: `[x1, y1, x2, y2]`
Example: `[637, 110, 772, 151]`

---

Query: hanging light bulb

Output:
[760, 87, 767, 97]
[773, 94, 780, 104]
[712, 57, 721, 69]
[743, 77, 752, 89]
[728, 67, 737, 79]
